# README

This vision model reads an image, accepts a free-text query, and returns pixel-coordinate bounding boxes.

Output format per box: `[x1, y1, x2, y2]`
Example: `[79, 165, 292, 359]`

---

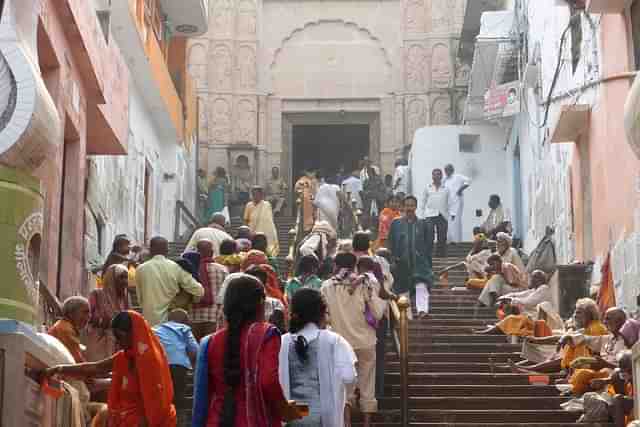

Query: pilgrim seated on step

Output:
[508, 298, 608, 375]
[474, 270, 559, 337]
[477, 254, 528, 307]
[576, 350, 635, 427]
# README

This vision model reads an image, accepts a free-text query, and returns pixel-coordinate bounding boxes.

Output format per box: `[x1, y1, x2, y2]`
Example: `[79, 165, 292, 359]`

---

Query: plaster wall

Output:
[516, 1, 640, 310]
[409, 125, 509, 239]
[85, 78, 197, 272]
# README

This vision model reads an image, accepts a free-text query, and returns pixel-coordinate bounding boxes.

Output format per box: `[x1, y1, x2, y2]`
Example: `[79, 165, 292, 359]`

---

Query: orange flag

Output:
[597, 253, 615, 315]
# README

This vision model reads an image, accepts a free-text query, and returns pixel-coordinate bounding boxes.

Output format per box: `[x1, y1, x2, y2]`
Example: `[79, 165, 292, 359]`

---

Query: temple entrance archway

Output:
[281, 111, 380, 190]
[292, 124, 369, 181]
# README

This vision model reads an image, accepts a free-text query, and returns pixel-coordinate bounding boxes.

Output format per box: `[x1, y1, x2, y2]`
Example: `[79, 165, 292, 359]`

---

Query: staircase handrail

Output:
[389, 296, 411, 427]
[286, 193, 304, 278]
[174, 200, 201, 242]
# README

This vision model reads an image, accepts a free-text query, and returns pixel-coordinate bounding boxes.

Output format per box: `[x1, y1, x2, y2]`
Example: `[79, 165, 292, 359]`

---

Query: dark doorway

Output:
[292, 124, 369, 181]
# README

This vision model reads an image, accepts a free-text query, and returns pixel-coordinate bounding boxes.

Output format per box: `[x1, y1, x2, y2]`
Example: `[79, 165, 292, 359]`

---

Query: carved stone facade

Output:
[189, 0, 468, 186]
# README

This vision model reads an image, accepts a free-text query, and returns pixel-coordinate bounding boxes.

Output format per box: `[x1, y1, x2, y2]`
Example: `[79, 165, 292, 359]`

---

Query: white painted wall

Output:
[510, 1, 640, 312]
[84, 72, 197, 270]
[409, 125, 509, 240]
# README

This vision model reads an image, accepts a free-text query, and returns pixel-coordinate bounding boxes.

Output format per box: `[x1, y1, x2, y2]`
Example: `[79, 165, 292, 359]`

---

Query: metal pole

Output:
[398, 296, 411, 427]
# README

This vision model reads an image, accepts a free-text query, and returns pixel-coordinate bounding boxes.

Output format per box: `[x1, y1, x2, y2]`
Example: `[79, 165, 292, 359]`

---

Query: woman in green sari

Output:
[206, 167, 228, 221]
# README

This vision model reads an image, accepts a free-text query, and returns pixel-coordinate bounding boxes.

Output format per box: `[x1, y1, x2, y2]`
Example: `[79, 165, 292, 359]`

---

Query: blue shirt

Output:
[153, 321, 199, 369]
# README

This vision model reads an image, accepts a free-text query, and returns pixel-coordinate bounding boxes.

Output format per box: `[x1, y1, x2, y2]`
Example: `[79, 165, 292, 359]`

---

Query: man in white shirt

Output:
[342, 170, 364, 210]
[392, 159, 409, 197]
[420, 168, 454, 257]
[184, 213, 233, 254]
[443, 164, 471, 243]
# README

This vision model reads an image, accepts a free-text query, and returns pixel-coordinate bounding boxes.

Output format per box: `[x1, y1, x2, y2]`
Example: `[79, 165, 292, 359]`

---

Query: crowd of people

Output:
[41, 209, 405, 427]
[38, 156, 638, 427]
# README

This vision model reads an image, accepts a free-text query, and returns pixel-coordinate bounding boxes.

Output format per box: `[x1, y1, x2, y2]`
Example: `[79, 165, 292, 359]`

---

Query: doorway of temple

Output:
[291, 124, 370, 182]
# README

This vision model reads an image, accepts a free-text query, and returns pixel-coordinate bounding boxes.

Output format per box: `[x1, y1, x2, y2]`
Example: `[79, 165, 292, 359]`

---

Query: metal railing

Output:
[389, 296, 411, 427]
[286, 193, 304, 278]
[174, 200, 201, 242]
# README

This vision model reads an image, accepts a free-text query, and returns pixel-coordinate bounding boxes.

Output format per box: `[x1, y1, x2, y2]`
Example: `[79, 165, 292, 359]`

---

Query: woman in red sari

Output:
[374, 194, 402, 250]
[45, 310, 176, 427]
[191, 274, 302, 427]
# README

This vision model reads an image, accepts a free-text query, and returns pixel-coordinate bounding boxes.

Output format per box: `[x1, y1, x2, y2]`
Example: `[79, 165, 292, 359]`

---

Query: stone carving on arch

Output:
[237, 44, 257, 91]
[235, 97, 257, 144]
[406, 96, 427, 145]
[270, 20, 393, 98]
[406, 44, 427, 92]
[212, 0, 234, 38]
[187, 43, 207, 89]
[211, 96, 232, 144]
[431, 42, 451, 89]
[431, 96, 451, 125]
[405, 0, 426, 33]
[212, 43, 233, 91]
[238, 0, 257, 38]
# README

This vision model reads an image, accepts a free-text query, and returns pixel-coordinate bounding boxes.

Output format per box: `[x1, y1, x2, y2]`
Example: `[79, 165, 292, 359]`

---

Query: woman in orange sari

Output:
[45, 310, 176, 427]
[374, 195, 401, 250]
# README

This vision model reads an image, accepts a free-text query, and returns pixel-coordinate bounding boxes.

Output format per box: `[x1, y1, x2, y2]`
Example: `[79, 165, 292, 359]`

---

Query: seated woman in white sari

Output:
[279, 288, 357, 427]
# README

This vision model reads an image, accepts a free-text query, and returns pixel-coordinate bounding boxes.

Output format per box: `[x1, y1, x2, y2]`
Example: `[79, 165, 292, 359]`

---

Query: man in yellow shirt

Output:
[136, 236, 204, 326]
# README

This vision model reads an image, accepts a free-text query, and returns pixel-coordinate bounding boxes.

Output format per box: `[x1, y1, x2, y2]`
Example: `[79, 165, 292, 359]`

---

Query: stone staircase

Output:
[352, 242, 609, 427]
[148, 240, 608, 427]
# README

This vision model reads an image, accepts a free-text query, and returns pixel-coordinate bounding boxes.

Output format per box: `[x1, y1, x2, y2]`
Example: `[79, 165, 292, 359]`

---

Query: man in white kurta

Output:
[443, 164, 471, 243]
[392, 159, 409, 197]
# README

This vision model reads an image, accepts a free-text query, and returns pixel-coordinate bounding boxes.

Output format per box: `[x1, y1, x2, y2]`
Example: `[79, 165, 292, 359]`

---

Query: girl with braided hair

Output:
[279, 288, 357, 427]
[192, 274, 304, 427]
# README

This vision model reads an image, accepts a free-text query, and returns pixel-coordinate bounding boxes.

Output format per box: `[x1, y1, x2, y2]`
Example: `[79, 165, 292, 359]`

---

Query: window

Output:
[459, 134, 480, 153]
[570, 6, 583, 74]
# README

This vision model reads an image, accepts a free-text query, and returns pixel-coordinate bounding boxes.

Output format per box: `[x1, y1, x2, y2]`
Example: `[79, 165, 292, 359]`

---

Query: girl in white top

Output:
[279, 288, 357, 427]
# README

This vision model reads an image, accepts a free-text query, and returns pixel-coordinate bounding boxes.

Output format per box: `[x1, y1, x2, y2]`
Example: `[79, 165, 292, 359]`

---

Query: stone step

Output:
[409, 314, 498, 320]
[405, 334, 510, 343]
[428, 306, 496, 315]
[406, 326, 478, 334]
[396, 343, 520, 353]
[384, 352, 522, 363]
[386, 361, 517, 373]
[384, 384, 562, 397]
[408, 318, 494, 327]
[409, 409, 581, 424]
[379, 396, 569, 410]
[383, 373, 561, 386]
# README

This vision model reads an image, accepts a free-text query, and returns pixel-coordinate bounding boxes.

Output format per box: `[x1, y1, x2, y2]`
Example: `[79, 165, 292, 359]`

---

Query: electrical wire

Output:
[538, 14, 579, 129]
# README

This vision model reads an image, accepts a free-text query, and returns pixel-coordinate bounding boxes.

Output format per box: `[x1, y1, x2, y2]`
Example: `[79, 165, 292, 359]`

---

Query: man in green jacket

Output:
[387, 195, 434, 318]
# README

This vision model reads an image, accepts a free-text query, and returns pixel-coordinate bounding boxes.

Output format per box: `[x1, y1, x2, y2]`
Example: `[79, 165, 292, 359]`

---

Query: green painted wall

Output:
[0, 165, 44, 325]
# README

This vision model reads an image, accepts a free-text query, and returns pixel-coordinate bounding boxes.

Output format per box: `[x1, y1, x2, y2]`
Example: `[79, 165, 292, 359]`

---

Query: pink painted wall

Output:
[26, 0, 128, 298]
[572, 12, 640, 261]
